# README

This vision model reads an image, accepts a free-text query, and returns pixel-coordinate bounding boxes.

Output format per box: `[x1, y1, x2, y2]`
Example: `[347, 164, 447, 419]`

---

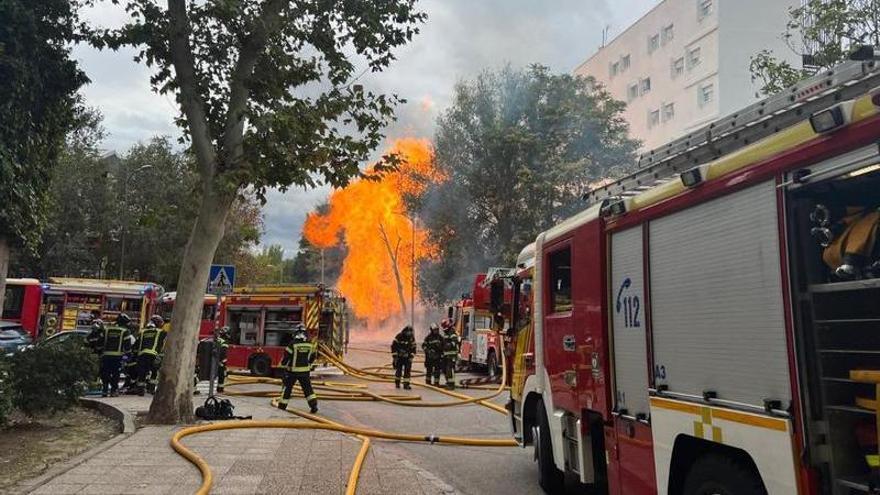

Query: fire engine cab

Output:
[218, 284, 348, 376]
[507, 50, 880, 495]
[449, 273, 504, 377]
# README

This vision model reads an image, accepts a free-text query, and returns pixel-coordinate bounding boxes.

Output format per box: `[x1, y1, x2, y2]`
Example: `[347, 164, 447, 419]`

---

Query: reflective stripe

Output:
[278, 397, 289, 405]
[306, 394, 317, 401]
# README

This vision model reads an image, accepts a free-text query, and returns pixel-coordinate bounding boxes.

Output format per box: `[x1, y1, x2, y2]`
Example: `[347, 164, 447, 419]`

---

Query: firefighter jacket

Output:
[282, 341, 316, 373]
[421, 332, 443, 361]
[137, 327, 167, 357]
[391, 331, 417, 360]
[216, 336, 229, 364]
[101, 326, 132, 357]
[441, 331, 460, 358]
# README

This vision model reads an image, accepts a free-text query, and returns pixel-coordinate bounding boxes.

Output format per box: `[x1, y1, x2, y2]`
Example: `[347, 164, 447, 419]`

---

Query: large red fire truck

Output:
[2, 278, 44, 337]
[218, 284, 348, 376]
[157, 291, 219, 338]
[449, 273, 506, 377]
[505, 51, 880, 495]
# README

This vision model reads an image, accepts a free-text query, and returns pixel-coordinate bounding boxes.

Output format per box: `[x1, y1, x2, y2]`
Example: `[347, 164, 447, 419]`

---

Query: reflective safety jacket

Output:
[101, 326, 132, 357]
[282, 341, 316, 372]
[137, 327, 167, 357]
[216, 336, 229, 364]
[391, 331, 416, 359]
[441, 331, 460, 358]
[421, 332, 443, 361]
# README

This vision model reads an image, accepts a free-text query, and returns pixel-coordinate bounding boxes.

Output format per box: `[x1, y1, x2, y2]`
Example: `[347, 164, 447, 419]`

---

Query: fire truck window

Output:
[549, 247, 573, 313]
[105, 297, 123, 312]
[462, 313, 471, 339]
[158, 303, 173, 321]
[124, 298, 142, 312]
[202, 304, 216, 321]
[3, 286, 24, 319]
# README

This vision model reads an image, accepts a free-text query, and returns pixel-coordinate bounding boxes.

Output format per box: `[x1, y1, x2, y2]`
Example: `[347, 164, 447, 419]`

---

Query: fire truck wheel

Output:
[682, 453, 766, 495]
[534, 401, 565, 494]
[486, 351, 499, 379]
[249, 355, 272, 377]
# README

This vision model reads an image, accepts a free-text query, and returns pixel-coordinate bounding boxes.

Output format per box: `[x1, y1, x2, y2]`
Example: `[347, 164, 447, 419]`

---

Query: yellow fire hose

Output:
[171, 340, 515, 494]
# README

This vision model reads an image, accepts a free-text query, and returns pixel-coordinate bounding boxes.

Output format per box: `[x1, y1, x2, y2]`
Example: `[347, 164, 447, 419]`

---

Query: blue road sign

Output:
[207, 265, 236, 295]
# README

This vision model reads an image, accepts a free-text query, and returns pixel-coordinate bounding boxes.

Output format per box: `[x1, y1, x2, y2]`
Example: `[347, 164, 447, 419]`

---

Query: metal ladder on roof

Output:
[584, 50, 880, 206]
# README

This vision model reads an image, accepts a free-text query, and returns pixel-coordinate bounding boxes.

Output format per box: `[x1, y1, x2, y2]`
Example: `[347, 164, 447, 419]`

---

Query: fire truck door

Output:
[608, 226, 656, 495]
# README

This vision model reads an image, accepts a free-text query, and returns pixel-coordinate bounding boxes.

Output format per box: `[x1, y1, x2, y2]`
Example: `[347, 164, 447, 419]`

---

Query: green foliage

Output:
[750, 0, 880, 96]
[0, 356, 12, 425]
[8, 340, 97, 416]
[418, 65, 638, 302]
[0, 0, 88, 251]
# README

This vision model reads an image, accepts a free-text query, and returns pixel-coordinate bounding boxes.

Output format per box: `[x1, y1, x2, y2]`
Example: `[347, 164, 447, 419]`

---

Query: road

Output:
[238, 341, 544, 495]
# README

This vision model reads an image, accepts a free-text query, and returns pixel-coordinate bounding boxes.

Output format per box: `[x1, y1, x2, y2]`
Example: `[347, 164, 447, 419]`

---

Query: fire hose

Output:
[171, 340, 515, 495]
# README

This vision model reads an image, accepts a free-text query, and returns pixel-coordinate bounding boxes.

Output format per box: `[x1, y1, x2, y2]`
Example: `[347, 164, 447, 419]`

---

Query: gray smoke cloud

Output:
[73, 0, 657, 253]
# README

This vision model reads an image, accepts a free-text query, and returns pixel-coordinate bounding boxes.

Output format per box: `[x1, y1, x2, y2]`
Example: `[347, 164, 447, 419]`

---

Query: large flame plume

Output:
[303, 138, 442, 328]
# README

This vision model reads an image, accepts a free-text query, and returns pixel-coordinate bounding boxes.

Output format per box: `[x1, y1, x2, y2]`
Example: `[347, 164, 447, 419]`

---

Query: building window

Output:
[648, 33, 660, 53]
[640, 77, 652, 95]
[662, 102, 675, 121]
[628, 83, 639, 101]
[699, 83, 714, 107]
[687, 47, 702, 69]
[649, 109, 661, 128]
[548, 248, 572, 313]
[672, 57, 685, 78]
[621, 54, 631, 71]
[698, 0, 713, 20]
[662, 24, 674, 44]
[610, 61, 620, 77]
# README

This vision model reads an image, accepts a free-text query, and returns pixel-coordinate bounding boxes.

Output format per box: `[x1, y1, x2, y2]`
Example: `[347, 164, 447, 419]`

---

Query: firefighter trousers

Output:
[217, 361, 227, 391]
[100, 355, 123, 395]
[424, 358, 441, 384]
[394, 357, 413, 387]
[280, 371, 317, 411]
[123, 356, 138, 388]
[441, 356, 457, 387]
[136, 353, 158, 390]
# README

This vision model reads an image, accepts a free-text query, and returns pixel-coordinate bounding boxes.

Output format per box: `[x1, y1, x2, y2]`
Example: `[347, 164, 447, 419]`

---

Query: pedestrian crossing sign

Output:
[207, 265, 236, 295]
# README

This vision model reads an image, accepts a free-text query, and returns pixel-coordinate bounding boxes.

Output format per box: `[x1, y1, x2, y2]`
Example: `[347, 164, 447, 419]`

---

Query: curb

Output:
[12, 399, 137, 494]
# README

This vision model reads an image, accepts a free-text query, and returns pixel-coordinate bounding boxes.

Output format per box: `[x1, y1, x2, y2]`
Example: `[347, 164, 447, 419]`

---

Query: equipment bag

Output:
[195, 396, 252, 421]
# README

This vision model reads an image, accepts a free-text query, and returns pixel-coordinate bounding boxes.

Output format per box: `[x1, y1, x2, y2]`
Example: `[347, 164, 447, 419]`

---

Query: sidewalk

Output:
[19, 393, 457, 495]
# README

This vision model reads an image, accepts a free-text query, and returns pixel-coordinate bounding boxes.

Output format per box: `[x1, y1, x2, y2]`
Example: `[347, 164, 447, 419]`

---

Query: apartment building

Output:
[574, 0, 802, 151]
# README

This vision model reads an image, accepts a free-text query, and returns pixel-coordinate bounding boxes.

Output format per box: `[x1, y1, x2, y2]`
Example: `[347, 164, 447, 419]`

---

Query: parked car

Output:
[0, 321, 33, 356]
[37, 329, 91, 348]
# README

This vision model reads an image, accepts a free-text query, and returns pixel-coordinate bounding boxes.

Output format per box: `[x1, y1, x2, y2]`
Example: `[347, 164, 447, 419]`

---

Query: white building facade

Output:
[574, 0, 802, 151]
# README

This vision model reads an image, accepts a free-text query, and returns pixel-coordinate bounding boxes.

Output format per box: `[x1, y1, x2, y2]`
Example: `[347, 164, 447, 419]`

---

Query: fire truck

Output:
[218, 284, 348, 376]
[449, 273, 506, 377]
[505, 50, 880, 495]
[2, 278, 43, 337]
[157, 291, 219, 338]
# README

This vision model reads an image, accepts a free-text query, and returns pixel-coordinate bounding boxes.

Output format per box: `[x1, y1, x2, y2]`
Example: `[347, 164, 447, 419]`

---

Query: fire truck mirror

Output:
[489, 280, 504, 313]
[447, 306, 454, 319]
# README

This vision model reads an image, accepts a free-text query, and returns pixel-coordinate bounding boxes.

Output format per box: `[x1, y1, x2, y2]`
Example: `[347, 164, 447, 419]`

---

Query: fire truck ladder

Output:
[584, 48, 880, 206]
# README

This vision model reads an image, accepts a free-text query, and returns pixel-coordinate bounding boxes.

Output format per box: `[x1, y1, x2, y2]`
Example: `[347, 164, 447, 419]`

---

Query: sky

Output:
[74, 0, 658, 255]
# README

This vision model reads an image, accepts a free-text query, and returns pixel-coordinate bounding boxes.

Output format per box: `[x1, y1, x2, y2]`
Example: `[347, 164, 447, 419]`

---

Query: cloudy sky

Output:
[74, 0, 658, 254]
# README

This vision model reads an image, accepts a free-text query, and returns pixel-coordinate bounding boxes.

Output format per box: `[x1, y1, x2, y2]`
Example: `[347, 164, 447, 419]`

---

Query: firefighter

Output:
[278, 324, 318, 413]
[86, 319, 105, 355]
[421, 324, 443, 386]
[391, 325, 417, 390]
[121, 319, 140, 393]
[215, 326, 230, 393]
[440, 319, 460, 389]
[97, 314, 132, 397]
[134, 315, 167, 396]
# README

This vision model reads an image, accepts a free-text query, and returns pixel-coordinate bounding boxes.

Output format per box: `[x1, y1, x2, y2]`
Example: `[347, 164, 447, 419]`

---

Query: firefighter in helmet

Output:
[122, 317, 142, 393]
[96, 314, 133, 397]
[86, 318, 105, 355]
[278, 324, 318, 413]
[440, 319, 460, 389]
[133, 315, 167, 395]
[391, 325, 417, 389]
[215, 326, 230, 393]
[421, 323, 443, 386]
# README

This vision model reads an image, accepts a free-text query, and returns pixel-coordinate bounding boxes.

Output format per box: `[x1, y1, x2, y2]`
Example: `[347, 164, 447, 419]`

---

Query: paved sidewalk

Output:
[20, 394, 457, 495]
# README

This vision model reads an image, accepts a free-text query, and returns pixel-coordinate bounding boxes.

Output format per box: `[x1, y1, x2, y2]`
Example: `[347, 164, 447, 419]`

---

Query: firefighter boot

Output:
[395, 380, 401, 389]
[277, 402, 288, 411]
[403, 383, 411, 390]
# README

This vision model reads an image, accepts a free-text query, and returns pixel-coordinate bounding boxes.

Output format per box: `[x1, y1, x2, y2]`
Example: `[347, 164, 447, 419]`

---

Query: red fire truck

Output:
[506, 52, 880, 495]
[449, 273, 505, 377]
[157, 292, 219, 338]
[2, 278, 44, 337]
[218, 284, 348, 376]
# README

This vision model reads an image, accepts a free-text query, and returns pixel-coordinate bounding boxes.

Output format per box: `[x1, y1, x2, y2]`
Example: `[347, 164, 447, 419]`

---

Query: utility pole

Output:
[320, 249, 325, 285]
[118, 164, 153, 279]
[410, 214, 415, 329]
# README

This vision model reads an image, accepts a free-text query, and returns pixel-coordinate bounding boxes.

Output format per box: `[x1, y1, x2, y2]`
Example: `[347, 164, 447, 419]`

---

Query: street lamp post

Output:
[118, 164, 153, 280]
[410, 214, 415, 329]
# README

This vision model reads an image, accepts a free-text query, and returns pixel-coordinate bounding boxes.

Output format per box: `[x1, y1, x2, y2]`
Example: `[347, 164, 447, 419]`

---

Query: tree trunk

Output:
[148, 186, 235, 424]
[0, 237, 9, 316]
[378, 222, 407, 314]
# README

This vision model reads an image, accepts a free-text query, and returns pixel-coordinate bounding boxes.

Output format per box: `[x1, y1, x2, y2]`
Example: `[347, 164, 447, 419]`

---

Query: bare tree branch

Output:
[378, 221, 407, 313]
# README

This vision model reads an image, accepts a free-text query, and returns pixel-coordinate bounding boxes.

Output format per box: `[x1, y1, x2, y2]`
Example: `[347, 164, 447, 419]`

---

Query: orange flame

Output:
[303, 138, 442, 326]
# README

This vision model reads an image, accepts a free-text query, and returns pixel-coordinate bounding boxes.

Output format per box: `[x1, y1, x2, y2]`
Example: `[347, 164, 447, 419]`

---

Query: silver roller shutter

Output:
[610, 226, 650, 417]
[649, 180, 791, 406]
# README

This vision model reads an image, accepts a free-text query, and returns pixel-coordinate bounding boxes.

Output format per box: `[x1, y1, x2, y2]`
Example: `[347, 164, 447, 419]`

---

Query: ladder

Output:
[584, 53, 880, 206]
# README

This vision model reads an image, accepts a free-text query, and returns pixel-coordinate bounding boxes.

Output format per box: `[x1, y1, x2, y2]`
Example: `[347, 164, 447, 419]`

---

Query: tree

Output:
[290, 236, 344, 285]
[100, 0, 426, 423]
[0, 0, 88, 311]
[419, 65, 637, 302]
[750, 0, 880, 96]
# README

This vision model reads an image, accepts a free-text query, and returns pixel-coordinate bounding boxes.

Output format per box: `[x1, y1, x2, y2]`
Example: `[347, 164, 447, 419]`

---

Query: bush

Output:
[8, 340, 98, 416]
[0, 356, 12, 425]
